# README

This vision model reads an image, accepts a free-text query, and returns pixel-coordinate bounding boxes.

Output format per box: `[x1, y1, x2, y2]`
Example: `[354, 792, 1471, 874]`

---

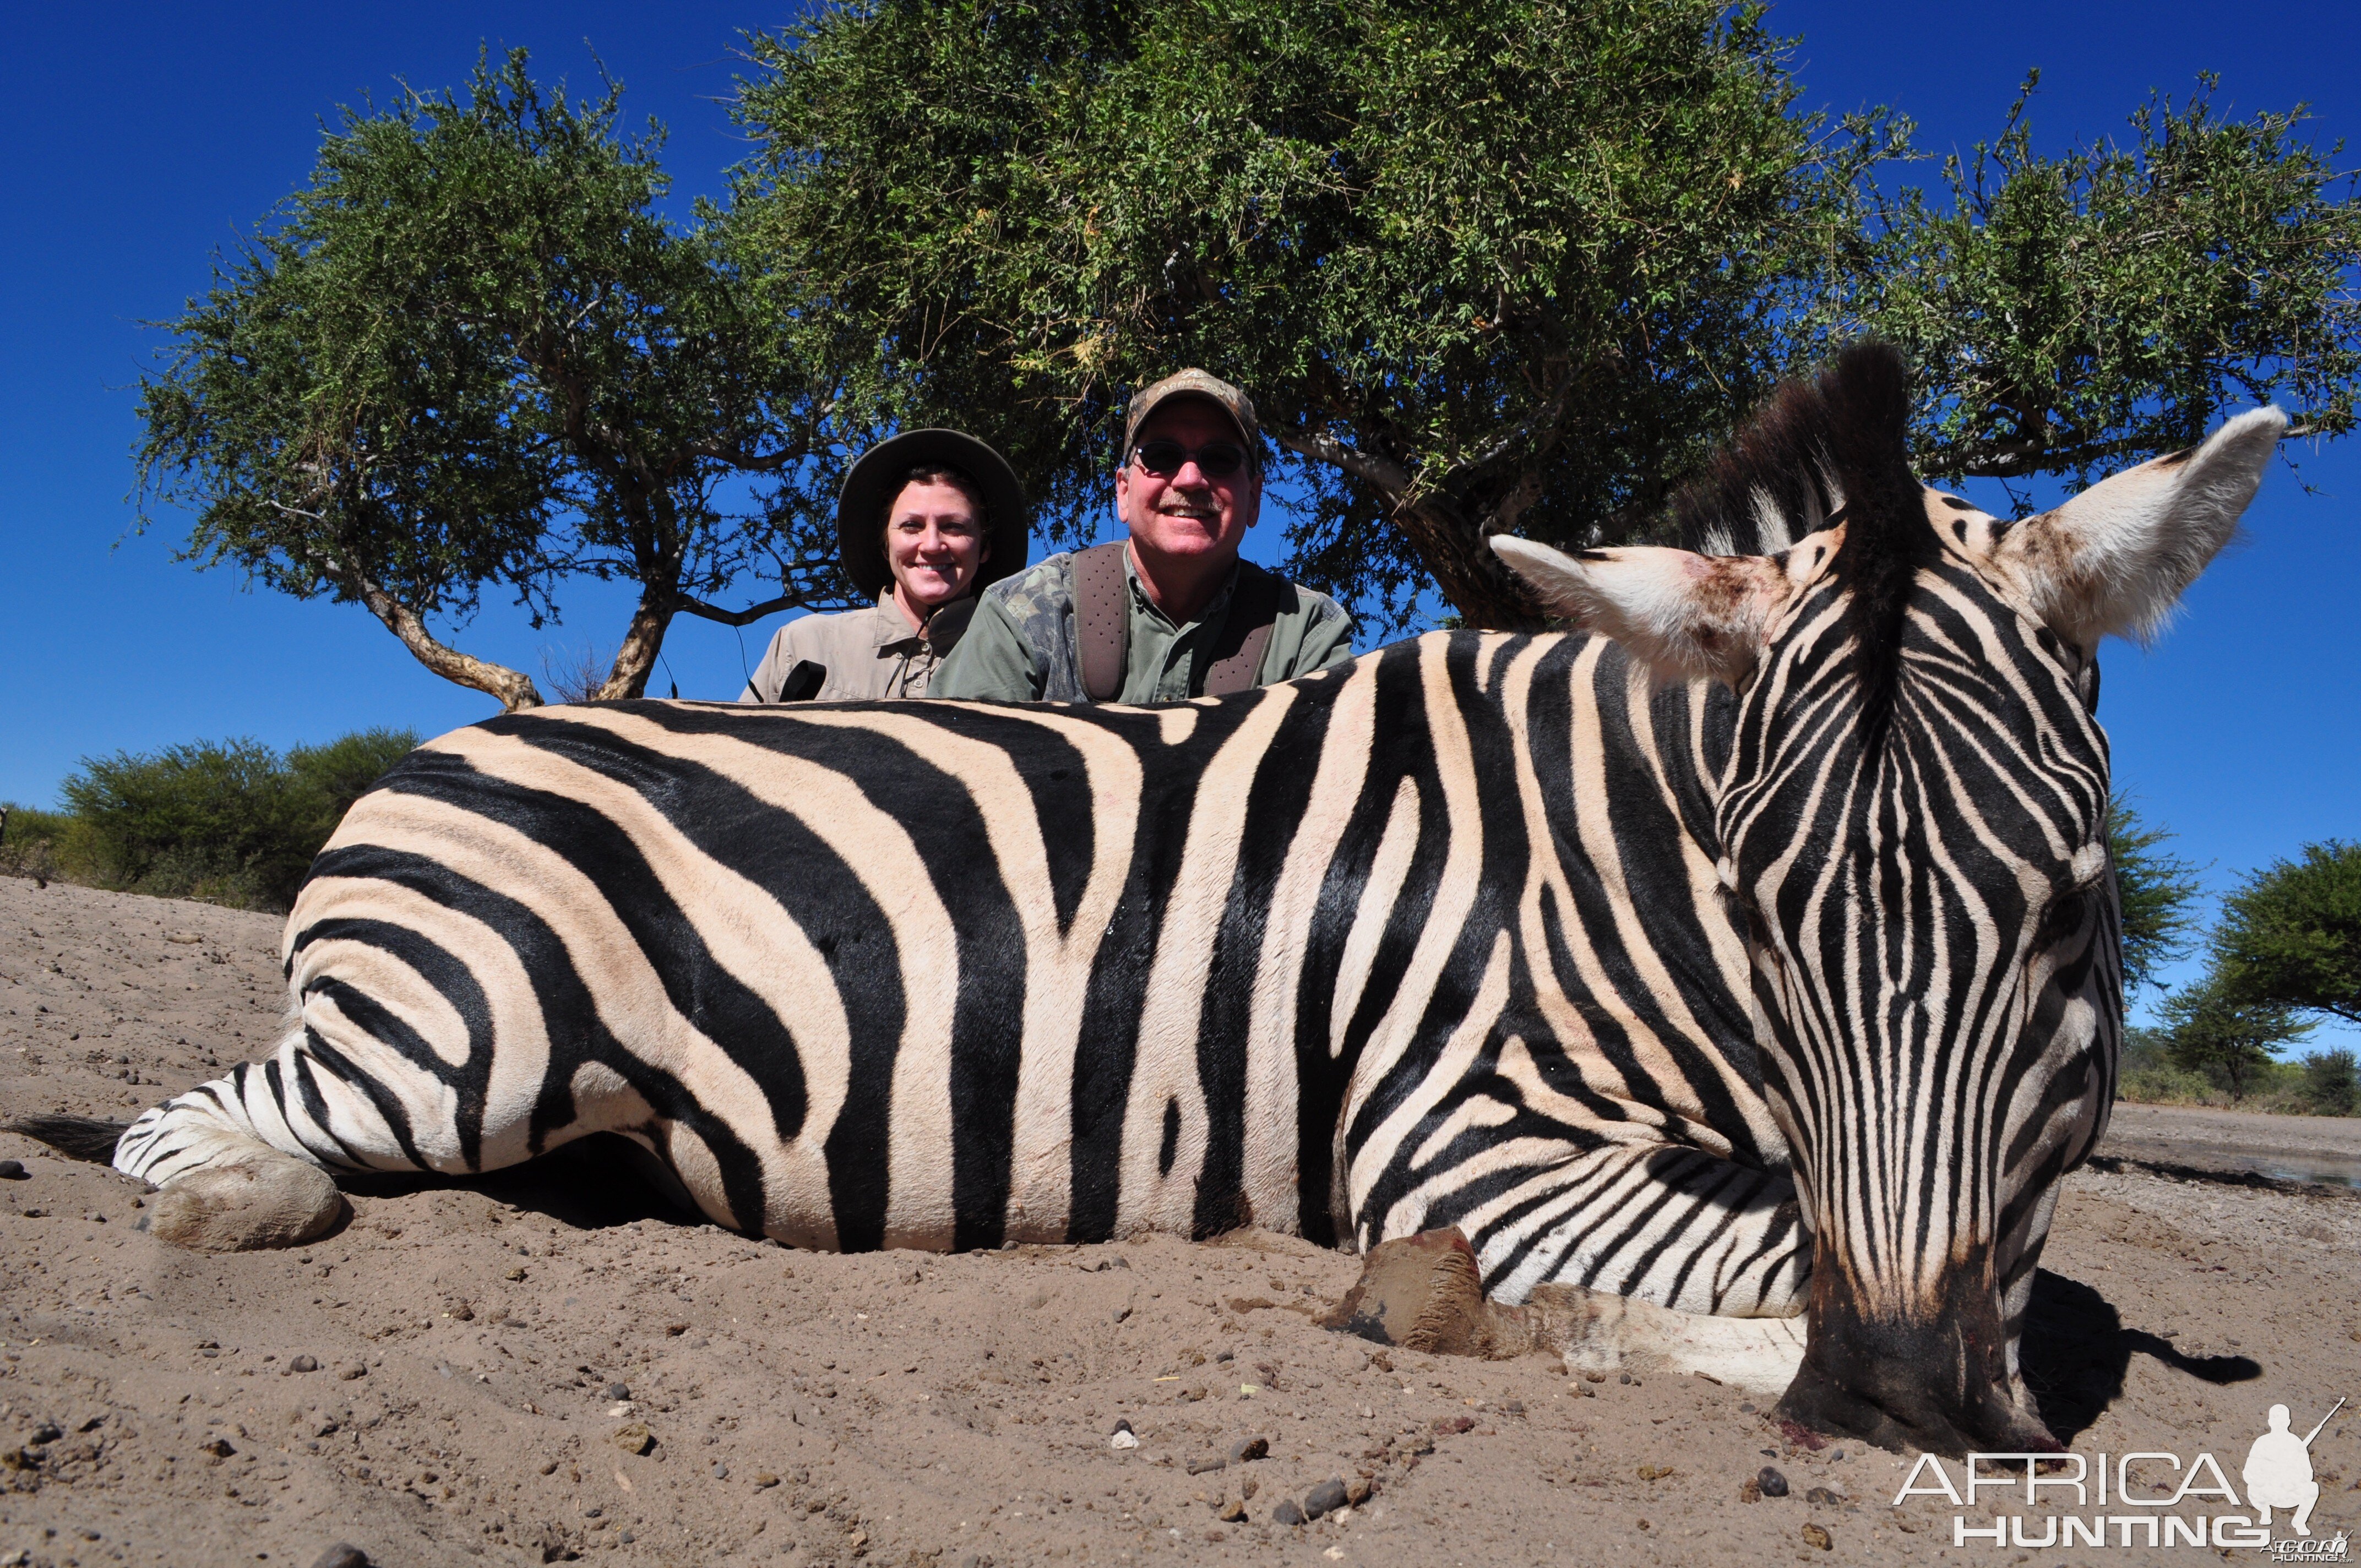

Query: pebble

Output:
[1270, 1499, 1307, 1527]
[1216, 1500, 1247, 1523]
[1228, 1435, 1269, 1464]
[288, 1355, 319, 1374]
[1110, 1419, 1139, 1451]
[338, 1363, 368, 1381]
[29, 1425, 61, 1446]
[1757, 1466, 1790, 1498]
[0, 1161, 24, 1180]
[1302, 1477, 1349, 1520]
[1185, 1456, 1226, 1476]
[712, 1462, 729, 1479]
[1801, 1522, 1832, 1551]
[309, 1547, 370, 1568]
[606, 1381, 631, 1401]
[1805, 1485, 1844, 1505]
[754, 1473, 780, 1489]
[613, 1423, 654, 1456]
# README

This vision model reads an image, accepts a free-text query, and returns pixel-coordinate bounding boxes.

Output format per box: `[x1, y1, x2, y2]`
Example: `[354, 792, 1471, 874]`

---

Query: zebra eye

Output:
[2036, 889, 2093, 948]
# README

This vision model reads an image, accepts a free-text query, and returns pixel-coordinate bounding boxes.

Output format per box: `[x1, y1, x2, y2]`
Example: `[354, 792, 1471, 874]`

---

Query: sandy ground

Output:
[2, 878, 2357, 1568]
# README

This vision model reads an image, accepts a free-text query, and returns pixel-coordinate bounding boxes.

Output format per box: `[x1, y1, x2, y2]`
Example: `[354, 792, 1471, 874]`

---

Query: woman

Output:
[739, 429, 1028, 702]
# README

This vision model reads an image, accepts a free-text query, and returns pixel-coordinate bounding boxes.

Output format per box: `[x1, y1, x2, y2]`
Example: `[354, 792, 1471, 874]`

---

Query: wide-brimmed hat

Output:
[837, 429, 1029, 600]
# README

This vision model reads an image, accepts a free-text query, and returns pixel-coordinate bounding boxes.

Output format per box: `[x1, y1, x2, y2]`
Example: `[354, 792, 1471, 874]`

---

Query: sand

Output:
[2, 878, 2355, 1568]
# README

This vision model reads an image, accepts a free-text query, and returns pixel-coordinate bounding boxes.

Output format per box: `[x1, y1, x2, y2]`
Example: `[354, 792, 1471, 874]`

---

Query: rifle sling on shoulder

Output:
[1072, 541, 1276, 703]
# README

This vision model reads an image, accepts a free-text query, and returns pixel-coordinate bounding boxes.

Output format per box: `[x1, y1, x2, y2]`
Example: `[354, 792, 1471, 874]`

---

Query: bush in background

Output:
[6, 728, 419, 912]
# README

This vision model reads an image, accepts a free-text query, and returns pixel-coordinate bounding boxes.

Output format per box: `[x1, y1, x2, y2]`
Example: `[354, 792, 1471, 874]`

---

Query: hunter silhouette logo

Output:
[2246, 1399, 2343, 1539]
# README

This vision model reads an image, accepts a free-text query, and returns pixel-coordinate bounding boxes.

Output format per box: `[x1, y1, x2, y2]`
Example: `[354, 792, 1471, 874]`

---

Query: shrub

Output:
[2302, 1049, 2359, 1116]
[48, 728, 418, 912]
[0, 803, 73, 886]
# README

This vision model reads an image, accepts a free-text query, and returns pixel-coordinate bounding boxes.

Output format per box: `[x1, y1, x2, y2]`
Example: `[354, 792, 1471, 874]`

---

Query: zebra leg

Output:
[1364, 1139, 1813, 1392]
[110, 1018, 439, 1251]
[110, 1060, 347, 1253]
[1524, 1283, 1807, 1395]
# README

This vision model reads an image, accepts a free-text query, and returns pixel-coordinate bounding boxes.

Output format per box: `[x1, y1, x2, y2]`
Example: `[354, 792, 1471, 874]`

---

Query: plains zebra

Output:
[18, 347, 2281, 1456]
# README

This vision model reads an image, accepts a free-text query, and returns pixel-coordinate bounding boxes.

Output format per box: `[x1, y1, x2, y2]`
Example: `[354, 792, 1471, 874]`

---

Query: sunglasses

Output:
[1129, 439, 1250, 480]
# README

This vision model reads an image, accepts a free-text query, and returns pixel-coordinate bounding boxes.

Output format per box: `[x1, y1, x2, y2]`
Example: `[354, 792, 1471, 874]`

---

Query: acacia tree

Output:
[1834, 73, 2361, 505]
[2108, 794, 2205, 999]
[732, 1, 2361, 631]
[733, 0, 1897, 631]
[2210, 841, 2361, 1027]
[137, 50, 864, 709]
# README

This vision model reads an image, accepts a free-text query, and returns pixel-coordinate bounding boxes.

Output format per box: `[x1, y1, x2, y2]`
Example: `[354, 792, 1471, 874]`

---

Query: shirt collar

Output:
[1125, 552, 1241, 633]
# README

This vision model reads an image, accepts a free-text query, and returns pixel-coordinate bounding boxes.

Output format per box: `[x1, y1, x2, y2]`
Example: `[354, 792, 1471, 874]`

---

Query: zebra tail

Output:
[4, 1115, 134, 1165]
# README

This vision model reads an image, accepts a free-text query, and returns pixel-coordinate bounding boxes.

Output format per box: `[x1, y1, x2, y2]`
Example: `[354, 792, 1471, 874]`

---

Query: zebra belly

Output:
[260, 699, 1313, 1254]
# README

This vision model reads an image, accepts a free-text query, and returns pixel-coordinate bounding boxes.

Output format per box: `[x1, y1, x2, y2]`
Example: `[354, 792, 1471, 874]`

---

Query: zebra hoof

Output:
[150, 1157, 344, 1252]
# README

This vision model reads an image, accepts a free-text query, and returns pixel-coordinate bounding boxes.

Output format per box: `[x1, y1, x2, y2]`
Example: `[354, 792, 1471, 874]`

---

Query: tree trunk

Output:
[597, 589, 674, 701]
[1391, 494, 1552, 632]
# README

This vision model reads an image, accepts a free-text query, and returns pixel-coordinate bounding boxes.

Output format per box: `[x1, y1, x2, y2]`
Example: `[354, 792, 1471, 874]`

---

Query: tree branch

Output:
[674, 591, 812, 627]
[305, 545, 543, 711]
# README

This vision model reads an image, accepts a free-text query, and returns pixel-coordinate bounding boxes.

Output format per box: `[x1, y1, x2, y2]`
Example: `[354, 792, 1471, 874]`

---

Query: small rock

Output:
[200, 1437, 236, 1458]
[1228, 1435, 1269, 1464]
[616, 1533, 633, 1544]
[1637, 1464, 1674, 1481]
[1433, 1414, 1476, 1435]
[754, 1472, 780, 1488]
[1802, 1522, 1832, 1551]
[1302, 1477, 1349, 1519]
[29, 1425, 61, 1446]
[288, 1355, 319, 1373]
[712, 1461, 730, 1479]
[1270, 1499, 1307, 1527]
[1738, 1476, 1761, 1503]
[1347, 1477, 1374, 1506]
[339, 1363, 368, 1381]
[606, 1381, 631, 1401]
[0, 1161, 24, 1180]
[309, 1547, 370, 1568]
[1110, 1429, 1140, 1450]
[1216, 1500, 1246, 1523]
[1805, 1485, 1844, 1505]
[1112, 1305, 1132, 1324]
[1757, 1465, 1789, 1498]
[613, 1423, 655, 1456]
[1738, 1401, 1756, 1413]
[1185, 1456, 1227, 1475]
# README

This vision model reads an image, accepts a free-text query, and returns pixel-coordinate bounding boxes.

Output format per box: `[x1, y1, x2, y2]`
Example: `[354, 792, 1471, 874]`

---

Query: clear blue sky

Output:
[1, 3, 2353, 1043]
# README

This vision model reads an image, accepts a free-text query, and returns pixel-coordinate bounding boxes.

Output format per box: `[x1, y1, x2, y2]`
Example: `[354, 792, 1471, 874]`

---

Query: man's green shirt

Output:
[931, 550, 1356, 703]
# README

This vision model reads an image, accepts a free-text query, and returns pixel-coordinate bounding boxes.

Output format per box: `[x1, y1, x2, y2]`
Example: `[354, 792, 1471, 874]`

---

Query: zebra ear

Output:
[1491, 535, 1788, 686]
[2004, 406, 2285, 647]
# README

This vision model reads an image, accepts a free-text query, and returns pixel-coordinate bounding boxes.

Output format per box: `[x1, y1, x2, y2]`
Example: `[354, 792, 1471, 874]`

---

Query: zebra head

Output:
[1493, 346, 2284, 1455]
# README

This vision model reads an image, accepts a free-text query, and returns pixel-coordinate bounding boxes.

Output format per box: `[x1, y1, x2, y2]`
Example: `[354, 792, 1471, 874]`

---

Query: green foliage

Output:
[2107, 794, 2205, 998]
[2209, 840, 2361, 1027]
[2302, 1048, 2359, 1116]
[732, 0, 1902, 632]
[2158, 976, 2312, 1102]
[0, 804, 73, 886]
[51, 729, 419, 912]
[135, 49, 858, 708]
[1827, 73, 2361, 503]
[733, 4, 2361, 629]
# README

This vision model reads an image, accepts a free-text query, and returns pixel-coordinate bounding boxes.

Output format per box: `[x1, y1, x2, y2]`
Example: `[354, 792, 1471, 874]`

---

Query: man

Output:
[931, 370, 1353, 704]
[740, 429, 1027, 702]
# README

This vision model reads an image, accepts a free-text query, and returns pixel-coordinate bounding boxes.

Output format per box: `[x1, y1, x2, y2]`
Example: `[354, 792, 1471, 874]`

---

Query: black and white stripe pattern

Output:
[110, 346, 2282, 1451]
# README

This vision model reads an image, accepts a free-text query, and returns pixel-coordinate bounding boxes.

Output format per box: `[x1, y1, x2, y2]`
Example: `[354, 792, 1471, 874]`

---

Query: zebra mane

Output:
[1664, 343, 1933, 727]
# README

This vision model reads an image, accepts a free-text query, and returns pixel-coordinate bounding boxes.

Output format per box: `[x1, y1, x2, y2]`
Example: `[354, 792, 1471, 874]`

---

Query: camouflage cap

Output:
[1123, 368, 1261, 460]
